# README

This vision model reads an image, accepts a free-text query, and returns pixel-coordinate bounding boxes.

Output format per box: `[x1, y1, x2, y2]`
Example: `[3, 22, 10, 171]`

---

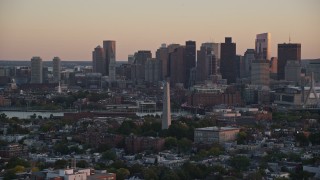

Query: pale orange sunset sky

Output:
[0, 0, 319, 61]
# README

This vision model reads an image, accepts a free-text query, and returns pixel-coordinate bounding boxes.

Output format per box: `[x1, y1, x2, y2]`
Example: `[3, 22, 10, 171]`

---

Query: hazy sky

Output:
[0, 0, 319, 61]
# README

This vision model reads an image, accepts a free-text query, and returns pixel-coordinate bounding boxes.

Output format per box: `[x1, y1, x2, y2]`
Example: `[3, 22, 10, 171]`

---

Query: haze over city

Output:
[0, 0, 319, 60]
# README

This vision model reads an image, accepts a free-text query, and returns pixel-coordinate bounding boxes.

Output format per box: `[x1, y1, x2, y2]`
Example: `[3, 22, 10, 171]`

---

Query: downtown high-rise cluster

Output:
[92, 33, 302, 88]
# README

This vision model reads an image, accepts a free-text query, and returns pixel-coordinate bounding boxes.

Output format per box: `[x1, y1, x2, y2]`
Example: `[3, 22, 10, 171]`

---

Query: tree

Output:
[6, 157, 30, 169]
[54, 159, 67, 169]
[161, 170, 180, 180]
[14, 165, 25, 173]
[116, 168, 130, 180]
[54, 143, 70, 155]
[295, 133, 309, 146]
[110, 160, 126, 169]
[236, 131, 247, 144]
[0, 113, 8, 120]
[117, 121, 138, 135]
[178, 138, 192, 153]
[3, 170, 17, 180]
[129, 164, 143, 174]
[247, 171, 263, 180]
[102, 150, 117, 161]
[77, 160, 89, 168]
[309, 132, 320, 145]
[164, 137, 178, 149]
[30, 113, 37, 119]
[143, 167, 159, 180]
[229, 156, 250, 171]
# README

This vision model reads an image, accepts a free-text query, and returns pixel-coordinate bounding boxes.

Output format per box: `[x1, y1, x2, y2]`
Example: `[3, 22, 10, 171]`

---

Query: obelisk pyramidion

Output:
[162, 79, 171, 129]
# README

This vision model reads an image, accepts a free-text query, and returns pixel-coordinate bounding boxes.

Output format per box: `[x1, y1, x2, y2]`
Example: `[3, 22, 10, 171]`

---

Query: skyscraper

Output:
[285, 60, 301, 85]
[132, 50, 152, 83]
[270, 57, 278, 74]
[103, 40, 116, 81]
[31, 56, 43, 84]
[251, 60, 270, 86]
[220, 37, 237, 84]
[145, 58, 161, 83]
[156, 44, 169, 79]
[162, 79, 171, 130]
[196, 43, 217, 83]
[92, 45, 106, 75]
[185, 41, 196, 88]
[52, 57, 61, 83]
[277, 43, 301, 80]
[255, 33, 271, 60]
[128, 55, 134, 64]
[169, 46, 186, 86]
[243, 49, 256, 78]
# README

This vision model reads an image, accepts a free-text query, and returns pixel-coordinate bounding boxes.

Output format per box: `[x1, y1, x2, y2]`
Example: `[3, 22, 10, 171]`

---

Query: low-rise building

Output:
[125, 135, 165, 153]
[0, 143, 28, 158]
[194, 126, 240, 144]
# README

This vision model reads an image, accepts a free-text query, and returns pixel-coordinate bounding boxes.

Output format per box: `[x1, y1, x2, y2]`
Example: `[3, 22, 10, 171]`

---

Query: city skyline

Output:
[0, 0, 319, 60]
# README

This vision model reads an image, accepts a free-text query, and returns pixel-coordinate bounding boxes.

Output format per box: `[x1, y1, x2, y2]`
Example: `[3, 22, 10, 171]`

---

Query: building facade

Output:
[277, 43, 301, 80]
[103, 40, 116, 81]
[169, 46, 186, 86]
[31, 56, 43, 84]
[185, 41, 196, 88]
[92, 45, 106, 75]
[194, 127, 240, 144]
[255, 33, 271, 60]
[285, 60, 302, 85]
[156, 44, 168, 79]
[52, 57, 61, 83]
[251, 60, 270, 86]
[220, 37, 237, 84]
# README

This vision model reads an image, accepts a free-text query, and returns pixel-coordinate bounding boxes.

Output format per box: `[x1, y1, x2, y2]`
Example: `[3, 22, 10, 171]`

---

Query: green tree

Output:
[295, 133, 309, 146]
[309, 132, 320, 145]
[54, 159, 67, 169]
[110, 160, 126, 169]
[102, 150, 117, 161]
[3, 170, 17, 180]
[14, 165, 25, 173]
[164, 137, 178, 149]
[177, 138, 192, 153]
[161, 170, 180, 180]
[0, 113, 8, 120]
[117, 121, 138, 135]
[143, 167, 159, 180]
[54, 143, 70, 155]
[77, 160, 89, 168]
[229, 156, 250, 171]
[129, 164, 143, 174]
[116, 168, 130, 180]
[236, 131, 247, 144]
[6, 157, 30, 169]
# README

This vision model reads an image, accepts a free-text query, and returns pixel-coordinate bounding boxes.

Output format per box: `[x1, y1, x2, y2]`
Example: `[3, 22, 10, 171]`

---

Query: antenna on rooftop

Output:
[289, 34, 291, 43]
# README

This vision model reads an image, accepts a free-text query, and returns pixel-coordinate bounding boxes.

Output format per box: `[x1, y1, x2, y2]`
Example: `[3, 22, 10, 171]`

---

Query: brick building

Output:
[187, 91, 242, 107]
[125, 135, 165, 153]
[0, 143, 28, 158]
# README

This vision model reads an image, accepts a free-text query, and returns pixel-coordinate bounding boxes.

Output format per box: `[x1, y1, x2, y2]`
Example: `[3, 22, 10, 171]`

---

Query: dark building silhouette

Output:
[220, 37, 237, 84]
[103, 40, 116, 78]
[156, 44, 169, 79]
[277, 43, 301, 80]
[169, 46, 186, 86]
[92, 45, 106, 75]
[196, 43, 217, 83]
[185, 41, 196, 88]
[132, 50, 152, 83]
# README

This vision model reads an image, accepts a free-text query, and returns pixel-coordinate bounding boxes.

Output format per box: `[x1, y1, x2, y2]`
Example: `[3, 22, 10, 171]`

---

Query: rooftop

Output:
[195, 126, 240, 131]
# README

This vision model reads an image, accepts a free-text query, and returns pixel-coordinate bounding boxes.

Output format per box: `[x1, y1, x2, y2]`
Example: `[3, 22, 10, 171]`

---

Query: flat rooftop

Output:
[195, 126, 240, 131]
